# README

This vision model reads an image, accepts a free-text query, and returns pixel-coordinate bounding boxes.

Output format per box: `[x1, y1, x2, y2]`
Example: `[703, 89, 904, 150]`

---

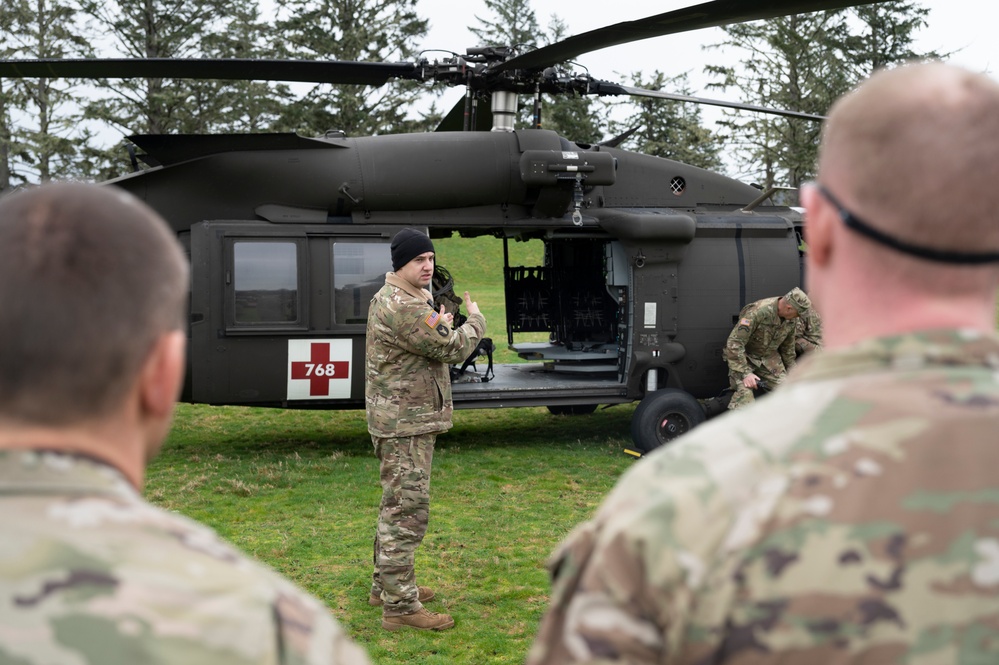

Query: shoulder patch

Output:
[424, 310, 441, 329]
[435, 323, 449, 337]
[740, 318, 752, 326]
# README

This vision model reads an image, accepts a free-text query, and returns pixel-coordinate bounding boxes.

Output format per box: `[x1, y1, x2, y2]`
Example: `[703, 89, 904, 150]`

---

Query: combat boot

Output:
[382, 607, 454, 631]
[368, 585, 435, 606]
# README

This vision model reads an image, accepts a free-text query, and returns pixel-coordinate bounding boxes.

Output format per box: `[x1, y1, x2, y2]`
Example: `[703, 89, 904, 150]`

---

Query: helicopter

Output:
[0, 0, 886, 453]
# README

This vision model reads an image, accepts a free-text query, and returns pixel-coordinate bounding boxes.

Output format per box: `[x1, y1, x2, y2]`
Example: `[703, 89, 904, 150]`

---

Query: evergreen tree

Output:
[706, 10, 849, 188]
[77, 0, 278, 178]
[844, 1, 943, 76]
[610, 71, 722, 171]
[0, 8, 22, 192]
[185, 1, 283, 134]
[470, 0, 539, 50]
[82, 0, 235, 134]
[0, 0, 92, 188]
[270, 0, 432, 137]
[707, 2, 940, 188]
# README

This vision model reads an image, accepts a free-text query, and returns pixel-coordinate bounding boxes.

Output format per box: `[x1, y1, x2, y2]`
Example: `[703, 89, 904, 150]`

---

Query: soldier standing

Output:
[366, 228, 486, 631]
[527, 63, 999, 664]
[0, 183, 370, 664]
[723, 287, 812, 409]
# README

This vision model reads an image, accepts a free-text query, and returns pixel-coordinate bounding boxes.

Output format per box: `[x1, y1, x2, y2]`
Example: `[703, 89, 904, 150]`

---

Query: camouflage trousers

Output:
[370, 432, 436, 616]
[727, 363, 786, 410]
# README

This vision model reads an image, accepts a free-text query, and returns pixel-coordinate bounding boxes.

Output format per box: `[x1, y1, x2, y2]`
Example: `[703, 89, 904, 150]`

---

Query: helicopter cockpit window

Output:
[233, 241, 299, 324]
[332, 242, 391, 324]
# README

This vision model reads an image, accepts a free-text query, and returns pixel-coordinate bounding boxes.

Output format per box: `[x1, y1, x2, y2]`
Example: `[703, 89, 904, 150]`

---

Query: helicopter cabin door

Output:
[186, 221, 393, 408]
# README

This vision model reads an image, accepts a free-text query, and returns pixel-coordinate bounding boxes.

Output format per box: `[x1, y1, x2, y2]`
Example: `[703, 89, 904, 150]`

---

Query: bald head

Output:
[819, 62, 999, 260]
[0, 183, 188, 427]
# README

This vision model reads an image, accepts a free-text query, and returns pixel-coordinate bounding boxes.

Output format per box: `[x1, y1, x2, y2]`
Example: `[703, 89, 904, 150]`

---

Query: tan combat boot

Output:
[382, 607, 455, 631]
[368, 585, 435, 606]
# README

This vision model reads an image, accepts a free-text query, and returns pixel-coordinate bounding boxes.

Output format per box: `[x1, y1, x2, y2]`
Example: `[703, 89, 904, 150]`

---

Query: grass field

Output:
[145, 231, 639, 663]
[148, 403, 637, 664]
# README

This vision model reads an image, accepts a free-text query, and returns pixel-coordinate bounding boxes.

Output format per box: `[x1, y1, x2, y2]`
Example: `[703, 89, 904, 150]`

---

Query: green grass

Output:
[147, 402, 636, 664]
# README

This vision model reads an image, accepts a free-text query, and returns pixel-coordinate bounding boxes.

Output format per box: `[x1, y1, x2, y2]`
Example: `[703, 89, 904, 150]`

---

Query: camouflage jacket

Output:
[0, 450, 370, 665]
[365, 272, 486, 438]
[724, 297, 797, 379]
[794, 308, 823, 356]
[528, 329, 999, 664]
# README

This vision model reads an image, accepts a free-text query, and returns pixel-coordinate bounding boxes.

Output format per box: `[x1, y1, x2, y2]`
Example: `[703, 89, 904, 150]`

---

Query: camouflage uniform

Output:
[528, 329, 999, 664]
[0, 450, 369, 665]
[794, 308, 823, 357]
[723, 297, 798, 410]
[365, 271, 485, 616]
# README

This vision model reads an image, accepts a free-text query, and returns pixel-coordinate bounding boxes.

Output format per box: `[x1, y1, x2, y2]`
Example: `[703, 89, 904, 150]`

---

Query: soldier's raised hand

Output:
[464, 291, 480, 317]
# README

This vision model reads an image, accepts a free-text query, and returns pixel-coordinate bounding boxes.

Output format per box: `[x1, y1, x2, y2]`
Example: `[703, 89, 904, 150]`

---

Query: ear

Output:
[138, 330, 186, 419]
[801, 183, 834, 270]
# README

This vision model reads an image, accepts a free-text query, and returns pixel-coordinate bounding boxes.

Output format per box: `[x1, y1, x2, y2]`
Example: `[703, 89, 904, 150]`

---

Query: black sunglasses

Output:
[813, 183, 999, 265]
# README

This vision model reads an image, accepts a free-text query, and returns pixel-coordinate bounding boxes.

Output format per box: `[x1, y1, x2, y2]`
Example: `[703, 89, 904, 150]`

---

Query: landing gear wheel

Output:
[546, 404, 598, 416]
[630, 389, 705, 453]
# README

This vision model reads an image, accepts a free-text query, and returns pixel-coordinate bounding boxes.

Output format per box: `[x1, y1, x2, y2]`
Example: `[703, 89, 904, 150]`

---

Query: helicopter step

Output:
[450, 362, 629, 410]
[510, 341, 619, 373]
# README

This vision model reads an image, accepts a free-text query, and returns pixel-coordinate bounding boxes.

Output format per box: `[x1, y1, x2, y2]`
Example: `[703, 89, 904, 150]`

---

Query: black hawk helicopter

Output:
[0, 0, 884, 452]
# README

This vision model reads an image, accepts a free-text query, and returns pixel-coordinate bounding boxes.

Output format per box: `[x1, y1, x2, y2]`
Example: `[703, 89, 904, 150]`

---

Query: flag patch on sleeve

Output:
[424, 310, 441, 329]
[740, 318, 751, 326]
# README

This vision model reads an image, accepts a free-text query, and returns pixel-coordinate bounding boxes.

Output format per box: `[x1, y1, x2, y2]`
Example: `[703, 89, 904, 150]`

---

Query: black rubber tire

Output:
[546, 404, 598, 416]
[630, 388, 706, 453]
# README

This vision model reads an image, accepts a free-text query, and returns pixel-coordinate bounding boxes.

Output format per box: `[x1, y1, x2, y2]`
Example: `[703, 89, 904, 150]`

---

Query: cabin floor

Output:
[450, 361, 629, 410]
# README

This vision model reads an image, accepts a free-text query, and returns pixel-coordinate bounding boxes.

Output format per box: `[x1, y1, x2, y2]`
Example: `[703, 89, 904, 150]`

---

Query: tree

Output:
[844, 1, 943, 77]
[470, 0, 539, 50]
[707, 2, 941, 188]
[0, 0, 92, 189]
[270, 0, 434, 138]
[77, 0, 279, 178]
[0, 8, 22, 192]
[706, 10, 849, 188]
[609, 71, 722, 171]
[185, 1, 284, 134]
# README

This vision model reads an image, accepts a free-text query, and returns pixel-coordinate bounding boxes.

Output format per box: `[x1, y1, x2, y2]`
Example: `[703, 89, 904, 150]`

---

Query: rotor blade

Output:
[0, 58, 422, 86]
[494, 0, 887, 72]
[594, 81, 826, 121]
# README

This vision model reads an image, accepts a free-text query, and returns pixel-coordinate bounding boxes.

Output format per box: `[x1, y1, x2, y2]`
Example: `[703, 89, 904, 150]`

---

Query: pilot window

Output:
[233, 241, 299, 324]
[332, 242, 391, 324]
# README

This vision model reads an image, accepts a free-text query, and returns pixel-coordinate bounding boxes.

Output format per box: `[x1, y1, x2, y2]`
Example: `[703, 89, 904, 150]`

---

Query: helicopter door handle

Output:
[339, 183, 362, 204]
[225, 270, 231, 285]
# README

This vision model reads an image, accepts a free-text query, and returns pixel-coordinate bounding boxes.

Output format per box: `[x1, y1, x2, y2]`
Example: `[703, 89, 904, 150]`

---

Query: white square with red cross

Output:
[286, 339, 352, 400]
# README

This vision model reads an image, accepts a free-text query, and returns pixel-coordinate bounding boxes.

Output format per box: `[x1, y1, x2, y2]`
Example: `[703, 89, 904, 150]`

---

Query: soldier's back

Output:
[0, 450, 369, 665]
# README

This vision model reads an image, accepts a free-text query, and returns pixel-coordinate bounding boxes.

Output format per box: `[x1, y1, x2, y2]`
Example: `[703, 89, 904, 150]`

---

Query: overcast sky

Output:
[410, 0, 998, 130]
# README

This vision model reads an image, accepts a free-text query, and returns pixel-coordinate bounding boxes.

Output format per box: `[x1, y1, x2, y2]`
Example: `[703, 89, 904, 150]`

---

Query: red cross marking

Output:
[290, 342, 350, 396]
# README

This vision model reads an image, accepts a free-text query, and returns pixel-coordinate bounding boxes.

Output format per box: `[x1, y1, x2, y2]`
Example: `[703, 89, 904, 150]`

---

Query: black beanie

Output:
[391, 228, 435, 271]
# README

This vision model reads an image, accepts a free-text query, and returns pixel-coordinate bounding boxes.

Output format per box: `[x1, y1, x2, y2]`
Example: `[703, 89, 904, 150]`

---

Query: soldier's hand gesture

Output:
[464, 291, 480, 317]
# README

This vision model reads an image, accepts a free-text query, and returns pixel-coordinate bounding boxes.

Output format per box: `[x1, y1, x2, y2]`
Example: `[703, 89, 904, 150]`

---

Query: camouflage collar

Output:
[758, 298, 782, 323]
[0, 449, 138, 499]
[790, 329, 999, 383]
